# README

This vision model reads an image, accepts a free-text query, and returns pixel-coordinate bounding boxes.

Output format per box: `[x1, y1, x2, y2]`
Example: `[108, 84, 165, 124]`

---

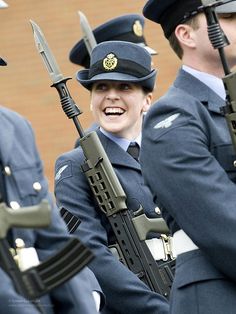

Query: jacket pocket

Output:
[12, 166, 47, 200]
[175, 250, 224, 289]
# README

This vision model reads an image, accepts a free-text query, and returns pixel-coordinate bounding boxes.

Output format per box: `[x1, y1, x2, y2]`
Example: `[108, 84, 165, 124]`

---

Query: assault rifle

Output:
[30, 20, 174, 298]
[0, 199, 93, 313]
[201, 0, 236, 152]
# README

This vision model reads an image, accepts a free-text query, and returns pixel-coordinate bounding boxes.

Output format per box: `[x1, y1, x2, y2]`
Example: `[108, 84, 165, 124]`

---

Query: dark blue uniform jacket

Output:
[0, 106, 102, 314]
[55, 129, 169, 314]
[141, 69, 236, 313]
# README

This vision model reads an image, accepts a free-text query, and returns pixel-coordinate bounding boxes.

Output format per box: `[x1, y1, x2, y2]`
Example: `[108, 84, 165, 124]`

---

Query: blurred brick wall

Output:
[0, 0, 180, 191]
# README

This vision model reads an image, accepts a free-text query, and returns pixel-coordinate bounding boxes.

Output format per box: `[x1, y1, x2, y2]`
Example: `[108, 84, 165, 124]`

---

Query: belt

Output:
[173, 229, 199, 256]
[145, 235, 176, 261]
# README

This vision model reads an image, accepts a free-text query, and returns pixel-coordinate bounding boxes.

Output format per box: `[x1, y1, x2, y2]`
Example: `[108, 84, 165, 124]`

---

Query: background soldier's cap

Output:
[69, 14, 157, 68]
[0, 0, 8, 8]
[143, 0, 236, 39]
[76, 40, 157, 91]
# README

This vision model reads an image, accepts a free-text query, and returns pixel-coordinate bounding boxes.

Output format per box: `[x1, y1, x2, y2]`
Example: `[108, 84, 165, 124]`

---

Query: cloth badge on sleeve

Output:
[55, 162, 72, 183]
[154, 113, 180, 129]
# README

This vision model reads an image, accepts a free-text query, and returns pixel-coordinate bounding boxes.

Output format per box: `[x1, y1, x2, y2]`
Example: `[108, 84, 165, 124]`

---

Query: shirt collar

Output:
[100, 127, 141, 151]
[182, 65, 226, 100]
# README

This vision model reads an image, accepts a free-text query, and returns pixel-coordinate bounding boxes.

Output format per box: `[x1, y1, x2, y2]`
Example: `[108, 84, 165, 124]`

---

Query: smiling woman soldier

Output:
[54, 40, 170, 314]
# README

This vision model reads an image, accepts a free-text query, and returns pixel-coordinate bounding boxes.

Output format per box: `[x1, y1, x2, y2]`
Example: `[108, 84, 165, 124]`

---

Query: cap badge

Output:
[133, 20, 143, 37]
[103, 53, 118, 71]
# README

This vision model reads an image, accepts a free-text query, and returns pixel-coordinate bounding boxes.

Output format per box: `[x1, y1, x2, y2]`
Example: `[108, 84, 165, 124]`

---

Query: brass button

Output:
[33, 182, 42, 191]
[4, 166, 11, 176]
[10, 201, 20, 210]
[154, 207, 161, 215]
[234, 160, 236, 167]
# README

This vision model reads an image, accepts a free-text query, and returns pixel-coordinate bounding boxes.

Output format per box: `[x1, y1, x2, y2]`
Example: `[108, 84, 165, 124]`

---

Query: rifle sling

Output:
[22, 238, 93, 298]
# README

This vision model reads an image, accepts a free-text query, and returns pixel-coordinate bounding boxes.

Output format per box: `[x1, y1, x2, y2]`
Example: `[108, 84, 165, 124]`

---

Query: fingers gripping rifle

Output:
[201, 0, 236, 152]
[30, 20, 174, 298]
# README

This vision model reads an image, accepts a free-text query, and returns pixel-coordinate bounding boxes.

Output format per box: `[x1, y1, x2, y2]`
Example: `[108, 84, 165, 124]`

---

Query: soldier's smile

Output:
[104, 107, 125, 116]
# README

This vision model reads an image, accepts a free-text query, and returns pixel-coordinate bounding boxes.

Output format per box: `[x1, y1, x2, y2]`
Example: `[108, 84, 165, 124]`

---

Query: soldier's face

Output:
[218, 12, 236, 68]
[193, 12, 236, 71]
[90, 81, 152, 139]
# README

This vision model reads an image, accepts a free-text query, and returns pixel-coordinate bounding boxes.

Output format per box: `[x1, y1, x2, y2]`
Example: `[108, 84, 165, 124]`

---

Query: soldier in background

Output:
[141, 1, 236, 313]
[69, 13, 157, 68]
[0, 1, 104, 313]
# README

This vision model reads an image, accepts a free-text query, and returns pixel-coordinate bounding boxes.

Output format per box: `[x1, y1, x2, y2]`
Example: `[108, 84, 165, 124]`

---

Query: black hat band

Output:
[88, 58, 150, 79]
[111, 31, 147, 45]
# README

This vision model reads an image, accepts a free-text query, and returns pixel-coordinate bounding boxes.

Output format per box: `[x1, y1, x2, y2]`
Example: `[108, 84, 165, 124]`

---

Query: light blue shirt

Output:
[183, 65, 226, 100]
[100, 127, 141, 152]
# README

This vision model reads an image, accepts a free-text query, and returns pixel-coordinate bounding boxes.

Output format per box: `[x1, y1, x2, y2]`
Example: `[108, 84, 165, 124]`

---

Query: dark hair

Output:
[168, 15, 200, 59]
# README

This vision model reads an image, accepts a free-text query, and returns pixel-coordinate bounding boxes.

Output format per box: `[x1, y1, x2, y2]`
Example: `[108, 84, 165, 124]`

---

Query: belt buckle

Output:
[161, 234, 176, 261]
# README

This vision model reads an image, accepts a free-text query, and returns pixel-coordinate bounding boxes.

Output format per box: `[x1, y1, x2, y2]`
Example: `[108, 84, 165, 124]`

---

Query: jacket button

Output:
[33, 182, 42, 191]
[4, 166, 11, 176]
[154, 207, 161, 215]
[10, 201, 20, 210]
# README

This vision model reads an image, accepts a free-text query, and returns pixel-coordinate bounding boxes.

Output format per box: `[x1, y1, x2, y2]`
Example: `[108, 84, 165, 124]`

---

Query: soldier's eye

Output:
[119, 83, 132, 91]
[94, 83, 107, 91]
[218, 13, 235, 19]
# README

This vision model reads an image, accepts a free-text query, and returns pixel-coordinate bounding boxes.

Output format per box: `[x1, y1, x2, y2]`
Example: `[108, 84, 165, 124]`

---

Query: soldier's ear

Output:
[175, 23, 196, 50]
[143, 92, 152, 112]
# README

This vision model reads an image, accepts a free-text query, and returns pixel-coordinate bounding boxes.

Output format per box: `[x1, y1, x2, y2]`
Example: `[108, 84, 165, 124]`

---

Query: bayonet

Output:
[78, 11, 97, 55]
[30, 20, 84, 136]
[30, 20, 64, 84]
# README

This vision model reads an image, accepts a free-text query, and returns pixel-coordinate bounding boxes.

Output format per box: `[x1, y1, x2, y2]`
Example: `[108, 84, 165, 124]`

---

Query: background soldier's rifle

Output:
[0, 200, 93, 313]
[201, 0, 236, 152]
[0, 198, 93, 313]
[0, 199, 50, 313]
[78, 11, 96, 56]
[30, 20, 174, 298]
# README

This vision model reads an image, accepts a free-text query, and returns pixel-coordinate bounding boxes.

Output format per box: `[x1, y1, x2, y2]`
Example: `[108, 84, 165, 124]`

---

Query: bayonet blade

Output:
[30, 20, 64, 84]
[78, 11, 97, 56]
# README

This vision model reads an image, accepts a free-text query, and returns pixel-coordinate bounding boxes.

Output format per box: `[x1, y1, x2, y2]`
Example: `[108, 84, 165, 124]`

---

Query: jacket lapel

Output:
[97, 129, 141, 170]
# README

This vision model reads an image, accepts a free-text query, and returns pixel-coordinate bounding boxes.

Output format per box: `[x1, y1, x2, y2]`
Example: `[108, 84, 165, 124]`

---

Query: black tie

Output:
[127, 142, 140, 162]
